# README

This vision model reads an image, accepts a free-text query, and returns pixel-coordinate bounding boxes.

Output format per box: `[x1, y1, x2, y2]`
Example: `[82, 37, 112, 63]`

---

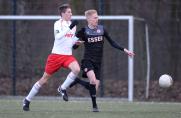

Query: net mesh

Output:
[0, 18, 148, 98]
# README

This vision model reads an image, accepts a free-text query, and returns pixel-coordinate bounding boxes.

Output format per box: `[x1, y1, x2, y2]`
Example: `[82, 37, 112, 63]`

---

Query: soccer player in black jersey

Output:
[70, 9, 135, 112]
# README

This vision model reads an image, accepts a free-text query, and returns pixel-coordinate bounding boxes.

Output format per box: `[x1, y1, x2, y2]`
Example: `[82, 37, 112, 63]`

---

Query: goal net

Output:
[0, 15, 150, 101]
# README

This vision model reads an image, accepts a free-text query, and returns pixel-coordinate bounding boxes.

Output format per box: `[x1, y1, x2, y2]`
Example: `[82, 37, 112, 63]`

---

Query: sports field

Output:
[0, 97, 180, 118]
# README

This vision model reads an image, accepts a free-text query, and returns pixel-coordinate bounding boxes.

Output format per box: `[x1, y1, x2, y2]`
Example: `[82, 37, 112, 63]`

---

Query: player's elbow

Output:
[73, 44, 79, 49]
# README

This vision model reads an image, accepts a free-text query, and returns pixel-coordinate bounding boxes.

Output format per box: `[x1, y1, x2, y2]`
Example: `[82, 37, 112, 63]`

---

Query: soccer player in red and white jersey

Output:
[22, 4, 83, 111]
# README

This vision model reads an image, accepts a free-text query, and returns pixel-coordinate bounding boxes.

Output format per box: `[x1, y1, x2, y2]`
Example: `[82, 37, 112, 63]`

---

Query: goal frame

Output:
[0, 15, 150, 101]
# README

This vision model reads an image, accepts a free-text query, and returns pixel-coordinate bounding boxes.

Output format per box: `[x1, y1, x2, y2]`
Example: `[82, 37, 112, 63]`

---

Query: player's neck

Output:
[61, 17, 70, 23]
[88, 24, 97, 29]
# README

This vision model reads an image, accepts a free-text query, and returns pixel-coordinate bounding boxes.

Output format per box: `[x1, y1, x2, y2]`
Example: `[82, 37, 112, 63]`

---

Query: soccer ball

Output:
[159, 74, 173, 88]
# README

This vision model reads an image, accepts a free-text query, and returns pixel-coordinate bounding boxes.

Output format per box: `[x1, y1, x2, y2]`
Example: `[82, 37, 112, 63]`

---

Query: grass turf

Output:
[0, 97, 180, 118]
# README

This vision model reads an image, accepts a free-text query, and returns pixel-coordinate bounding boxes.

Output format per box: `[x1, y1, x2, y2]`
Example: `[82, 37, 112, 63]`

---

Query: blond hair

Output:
[85, 9, 97, 18]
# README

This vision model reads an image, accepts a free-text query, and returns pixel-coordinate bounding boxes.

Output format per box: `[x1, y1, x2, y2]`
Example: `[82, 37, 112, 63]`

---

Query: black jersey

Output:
[76, 25, 124, 63]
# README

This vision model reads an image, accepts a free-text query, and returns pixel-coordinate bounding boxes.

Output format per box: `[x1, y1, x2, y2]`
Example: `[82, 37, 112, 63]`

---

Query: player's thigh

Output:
[81, 59, 94, 75]
[68, 61, 80, 75]
[87, 70, 97, 84]
[45, 54, 62, 75]
[94, 63, 101, 80]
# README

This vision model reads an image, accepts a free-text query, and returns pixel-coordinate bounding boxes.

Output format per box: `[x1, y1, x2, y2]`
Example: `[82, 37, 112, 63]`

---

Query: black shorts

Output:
[81, 59, 101, 80]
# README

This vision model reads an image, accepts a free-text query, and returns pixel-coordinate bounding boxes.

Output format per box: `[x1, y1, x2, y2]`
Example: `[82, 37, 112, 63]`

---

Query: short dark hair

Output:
[58, 4, 70, 16]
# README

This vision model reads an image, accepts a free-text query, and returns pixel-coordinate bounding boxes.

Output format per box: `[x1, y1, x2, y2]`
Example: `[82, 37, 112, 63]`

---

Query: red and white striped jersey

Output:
[51, 19, 78, 55]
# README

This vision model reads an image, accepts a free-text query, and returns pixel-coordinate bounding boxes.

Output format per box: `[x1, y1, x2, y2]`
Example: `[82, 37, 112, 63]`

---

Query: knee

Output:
[39, 74, 50, 85]
[90, 79, 97, 85]
[73, 67, 80, 75]
[39, 78, 46, 85]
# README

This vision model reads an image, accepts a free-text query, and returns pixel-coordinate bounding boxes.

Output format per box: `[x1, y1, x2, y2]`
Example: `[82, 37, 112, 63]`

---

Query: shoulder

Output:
[97, 25, 105, 34]
[97, 25, 104, 31]
[78, 27, 85, 33]
[76, 27, 85, 37]
[54, 19, 61, 26]
[81, 27, 86, 31]
[97, 25, 104, 30]
[54, 19, 67, 26]
[97, 25, 103, 28]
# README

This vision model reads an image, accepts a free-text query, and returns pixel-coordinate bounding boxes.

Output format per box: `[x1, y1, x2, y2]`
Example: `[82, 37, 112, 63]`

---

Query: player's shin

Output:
[26, 81, 42, 101]
[58, 72, 77, 101]
[89, 84, 97, 108]
[61, 72, 76, 90]
[70, 77, 90, 90]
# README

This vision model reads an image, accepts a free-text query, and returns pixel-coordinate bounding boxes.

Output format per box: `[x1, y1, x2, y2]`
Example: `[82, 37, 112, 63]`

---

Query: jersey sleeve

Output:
[73, 28, 85, 49]
[76, 28, 85, 40]
[54, 21, 71, 40]
[104, 27, 124, 51]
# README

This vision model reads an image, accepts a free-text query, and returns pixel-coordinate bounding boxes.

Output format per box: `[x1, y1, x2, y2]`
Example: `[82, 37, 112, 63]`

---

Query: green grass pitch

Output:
[0, 97, 181, 118]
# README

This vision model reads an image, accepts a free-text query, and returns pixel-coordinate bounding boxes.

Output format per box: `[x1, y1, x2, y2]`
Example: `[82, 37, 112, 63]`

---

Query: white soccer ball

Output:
[159, 74, 173, 88]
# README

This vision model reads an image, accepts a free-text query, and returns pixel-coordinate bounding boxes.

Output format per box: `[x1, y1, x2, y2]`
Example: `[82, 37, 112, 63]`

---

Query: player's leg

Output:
[70, 60, 93, 89]
[89, 62, 101, 112]
[23, 54, 59, 111]
[58, 58, 80, 101]
[69, 73, 99, 90]
[61, 61, 80, 89]
[95, 79, 100, 91]
[23, 72, 51, 111]
[94, 65, 101, 91]
[86, 70, 99, 112]
[69, 77, 91, 90]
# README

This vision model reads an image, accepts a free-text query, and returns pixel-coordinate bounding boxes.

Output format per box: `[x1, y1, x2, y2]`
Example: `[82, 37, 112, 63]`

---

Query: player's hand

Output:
[69, 20, 79, 29]
[75, 40, 84, 45]
[124, 48, 135, 57]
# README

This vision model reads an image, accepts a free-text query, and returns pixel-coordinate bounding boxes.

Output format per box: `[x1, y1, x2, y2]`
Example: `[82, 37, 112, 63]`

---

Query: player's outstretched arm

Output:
[73, 40, 84, 49]
[104, 29, 125, 51]
[123, 48, 135, 57]
[104, 28, 135, 57]
[75, 40, 85, 45]
[73, 28, 85, 49]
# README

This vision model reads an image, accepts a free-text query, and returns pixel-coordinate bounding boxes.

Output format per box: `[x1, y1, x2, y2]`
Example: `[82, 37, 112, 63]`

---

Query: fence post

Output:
[12, 0, 17, 96]
[98, 0, 104, 97]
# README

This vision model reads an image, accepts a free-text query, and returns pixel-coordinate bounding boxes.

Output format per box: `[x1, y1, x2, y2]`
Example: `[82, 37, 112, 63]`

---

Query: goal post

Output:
[0, 15, 150, 101]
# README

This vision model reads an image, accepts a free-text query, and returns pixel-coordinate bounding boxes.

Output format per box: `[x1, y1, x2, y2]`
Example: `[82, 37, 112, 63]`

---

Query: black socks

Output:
[89, 84, 97, 108]
[70, 78, 98, 108]
[75, 78, 90, 90]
